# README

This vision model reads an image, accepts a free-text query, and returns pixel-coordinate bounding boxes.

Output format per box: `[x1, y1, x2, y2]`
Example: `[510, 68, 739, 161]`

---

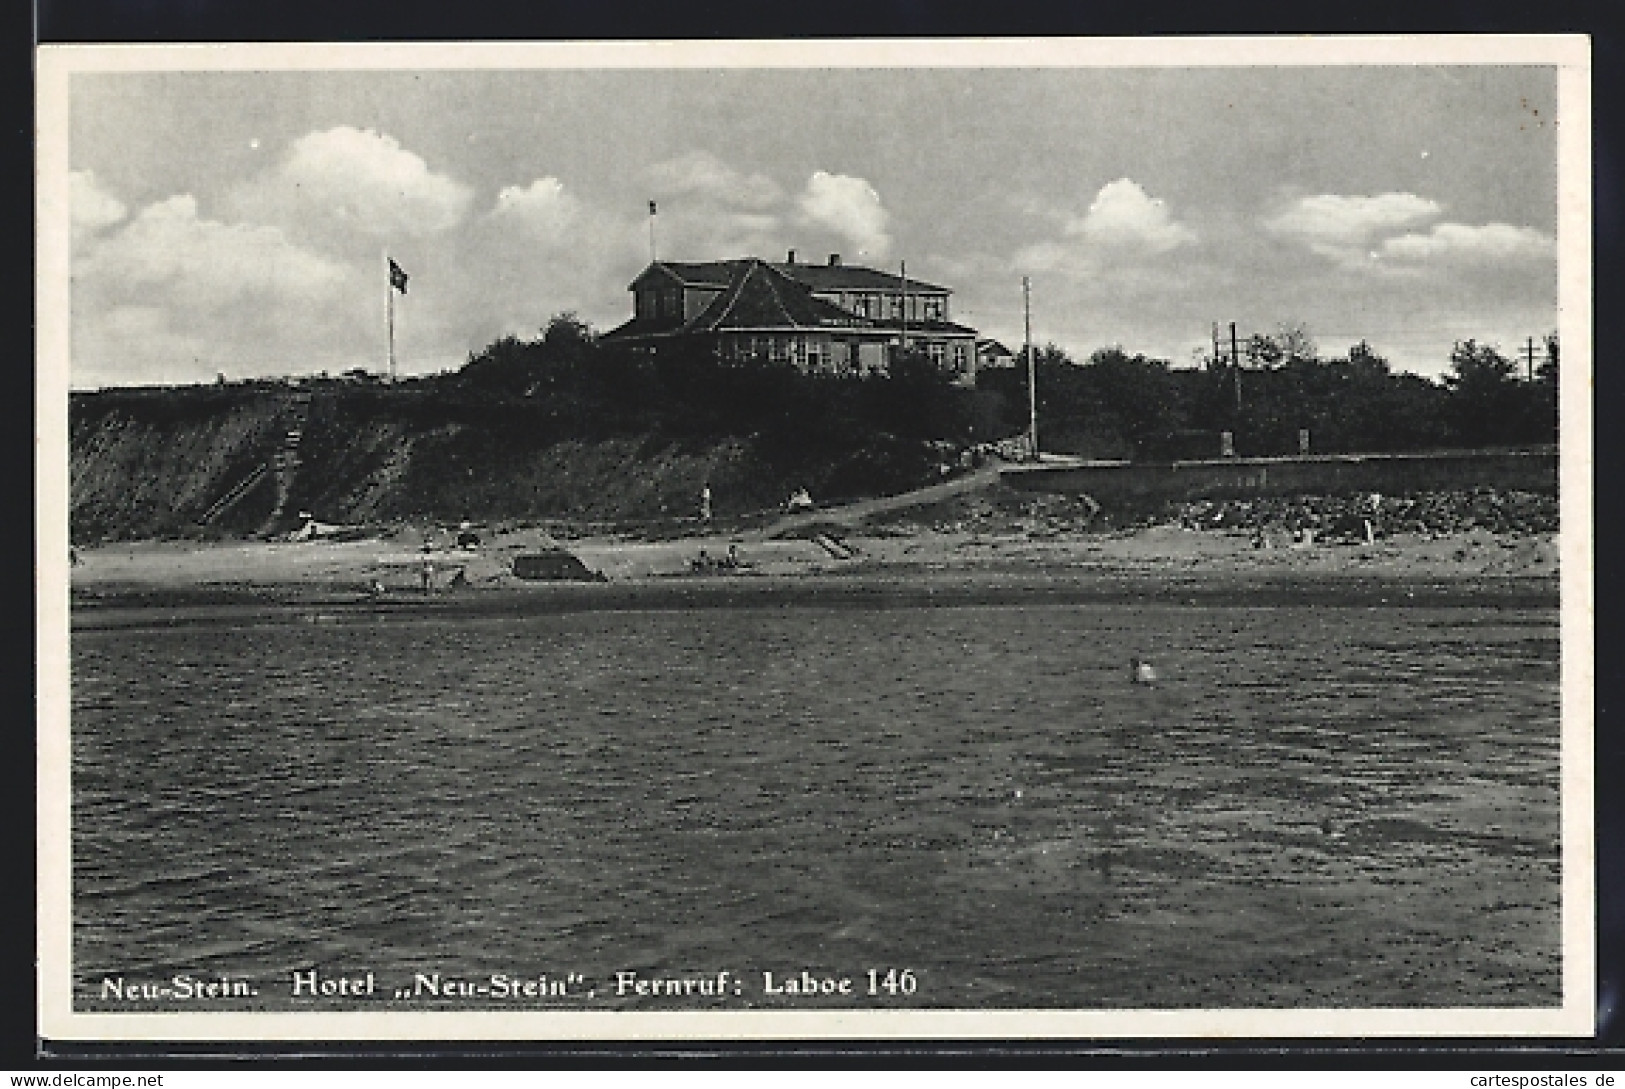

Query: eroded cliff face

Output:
[69, 386, 777, 541]
[71, 390, 291, 540]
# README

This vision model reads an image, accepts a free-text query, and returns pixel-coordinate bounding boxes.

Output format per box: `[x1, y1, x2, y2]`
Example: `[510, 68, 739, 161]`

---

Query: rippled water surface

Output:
[72, 601, 1561, 1010]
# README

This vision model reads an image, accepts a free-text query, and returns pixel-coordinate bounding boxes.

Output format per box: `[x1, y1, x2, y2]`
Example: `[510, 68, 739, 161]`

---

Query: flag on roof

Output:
[389, 259, 409, 294]
[649, 201, 657, 216]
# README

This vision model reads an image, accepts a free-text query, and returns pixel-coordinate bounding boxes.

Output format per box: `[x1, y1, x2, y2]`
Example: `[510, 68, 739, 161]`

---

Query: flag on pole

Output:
[650, 201, 658, 216]
[389, 259, 409, 295]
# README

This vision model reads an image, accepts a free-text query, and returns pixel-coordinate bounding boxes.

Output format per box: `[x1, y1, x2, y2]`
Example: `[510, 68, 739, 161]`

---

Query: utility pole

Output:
[1024, 276, 1037, 461]
[1524, 336, 1537, 382]
[1230, 321, 1241, 411]
[899, 260, 908, 355]
[1211, 322, 1221, 370]
[648, 201, 658, 263]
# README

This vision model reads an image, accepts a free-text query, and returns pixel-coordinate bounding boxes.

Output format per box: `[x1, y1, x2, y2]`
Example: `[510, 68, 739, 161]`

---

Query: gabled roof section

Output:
[772, 262, 949, 294]
[627, 258, 951, 295]
[685, 260, 877, 333]
[599, 314, 686, 341]
[628, 260, 748, 291]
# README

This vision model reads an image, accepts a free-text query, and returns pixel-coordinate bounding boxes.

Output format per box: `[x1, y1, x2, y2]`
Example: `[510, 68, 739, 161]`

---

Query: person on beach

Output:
[700, 484, 712, 523]
[420, 558, 435, 594]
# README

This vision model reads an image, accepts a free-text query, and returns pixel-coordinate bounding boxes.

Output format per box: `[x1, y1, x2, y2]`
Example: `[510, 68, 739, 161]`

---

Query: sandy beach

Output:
[66, 515, 1559, 624]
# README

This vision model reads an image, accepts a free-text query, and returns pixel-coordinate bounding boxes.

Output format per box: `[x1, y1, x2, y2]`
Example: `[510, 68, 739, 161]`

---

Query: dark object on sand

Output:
[513, 550, 605, 582]
[690, 545, 746, 574]
[457, 530, 481, 549]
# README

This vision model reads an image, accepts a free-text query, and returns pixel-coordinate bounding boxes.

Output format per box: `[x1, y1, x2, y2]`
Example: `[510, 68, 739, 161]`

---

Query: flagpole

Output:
[648, 201, 658, 263]
[384, 250, 394, 383]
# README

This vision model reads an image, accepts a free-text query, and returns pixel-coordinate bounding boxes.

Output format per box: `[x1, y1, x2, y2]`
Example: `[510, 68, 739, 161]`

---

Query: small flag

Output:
[649, 200, 657, 216]
[389, 259, 409, 295]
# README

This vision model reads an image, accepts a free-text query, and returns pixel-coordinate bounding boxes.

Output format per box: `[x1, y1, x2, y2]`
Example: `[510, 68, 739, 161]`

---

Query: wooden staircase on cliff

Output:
[259, 391, 314, 536]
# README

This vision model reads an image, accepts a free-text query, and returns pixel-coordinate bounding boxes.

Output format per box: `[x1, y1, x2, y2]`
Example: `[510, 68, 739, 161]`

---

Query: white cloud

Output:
[490, 176, 583, 242]
[1264, 192, 1442, 245]
[229, 126, 473, 241]
[72, 194, 362, 383]
[1262, 193, 1551, 283]
[1263, 192, 1443, 267]
[796, 171, 891, 260]
[1072, 178, 1197, 254]
[70, 170, 127, 246]
[1013, 178, 1194, 276]
[1379, 222, 1553, 266]
[648, 151, 782, 209]
[80, 195, 348, 305]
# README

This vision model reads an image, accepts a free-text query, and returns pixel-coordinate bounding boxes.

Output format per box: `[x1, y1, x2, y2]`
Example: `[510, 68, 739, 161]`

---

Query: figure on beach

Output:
[700, 484, 712, 523]
[420, 558, 435, 594]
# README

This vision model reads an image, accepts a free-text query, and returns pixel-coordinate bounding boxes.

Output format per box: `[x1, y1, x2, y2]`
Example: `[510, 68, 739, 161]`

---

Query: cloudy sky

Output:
[62, 56, 1561, 387]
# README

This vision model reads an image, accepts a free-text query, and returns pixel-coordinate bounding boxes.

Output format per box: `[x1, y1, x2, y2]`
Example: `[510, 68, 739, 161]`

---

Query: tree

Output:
[1444, 339, 1523, 447]
[1539, 331, 1559, 386]
[1347, 340, 1391, 378]
[539, 312, 596, 363]
[1273, 322, 1317, 364]
[1244, 333, 1283, 368]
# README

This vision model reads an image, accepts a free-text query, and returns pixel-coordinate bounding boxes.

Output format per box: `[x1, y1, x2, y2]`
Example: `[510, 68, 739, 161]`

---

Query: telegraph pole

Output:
[648, 201, 658, 263]
[1524, 336, 1537, 382]
[899, 260, 909, 354]
[1024, 276, 1037, 460]
[1212, 322, 1221, 370]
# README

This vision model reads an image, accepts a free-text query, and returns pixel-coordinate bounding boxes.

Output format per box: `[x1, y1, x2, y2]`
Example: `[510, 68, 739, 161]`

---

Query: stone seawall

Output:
[1000, 449, 1557, 508]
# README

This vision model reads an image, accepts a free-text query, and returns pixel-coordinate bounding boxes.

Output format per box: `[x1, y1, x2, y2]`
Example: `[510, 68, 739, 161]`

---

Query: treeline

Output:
[975, 331, 1559, 459]
[413, 315, 988, 500]
[428, 316, 1557, 480]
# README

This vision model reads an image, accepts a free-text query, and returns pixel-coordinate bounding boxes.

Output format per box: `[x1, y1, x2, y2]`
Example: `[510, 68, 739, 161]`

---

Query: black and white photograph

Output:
[36, 37, 1593, 1042]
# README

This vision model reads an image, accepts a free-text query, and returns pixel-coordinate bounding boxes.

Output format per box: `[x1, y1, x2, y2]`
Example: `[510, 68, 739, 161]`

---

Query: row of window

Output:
[837, 292, 946, 322]
[717, 335, 970, 375]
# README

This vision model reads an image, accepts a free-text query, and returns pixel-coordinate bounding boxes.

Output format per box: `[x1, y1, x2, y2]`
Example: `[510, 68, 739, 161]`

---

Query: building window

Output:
[927, 341, 946, 365]
[923, 297, 944, 321]
[953, 342, 969, 372]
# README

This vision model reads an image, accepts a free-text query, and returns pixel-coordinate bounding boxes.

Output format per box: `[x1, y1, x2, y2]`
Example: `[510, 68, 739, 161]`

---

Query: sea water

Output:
[70, 600, 1561, 1010]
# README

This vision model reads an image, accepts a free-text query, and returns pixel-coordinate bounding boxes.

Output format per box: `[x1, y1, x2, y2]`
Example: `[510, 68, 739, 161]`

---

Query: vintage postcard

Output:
[36, 36, 1594, 1044]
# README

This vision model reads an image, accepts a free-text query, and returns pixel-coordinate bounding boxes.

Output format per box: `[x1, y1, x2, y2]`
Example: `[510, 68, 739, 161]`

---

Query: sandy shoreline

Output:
[66, 521, 1559, 626]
